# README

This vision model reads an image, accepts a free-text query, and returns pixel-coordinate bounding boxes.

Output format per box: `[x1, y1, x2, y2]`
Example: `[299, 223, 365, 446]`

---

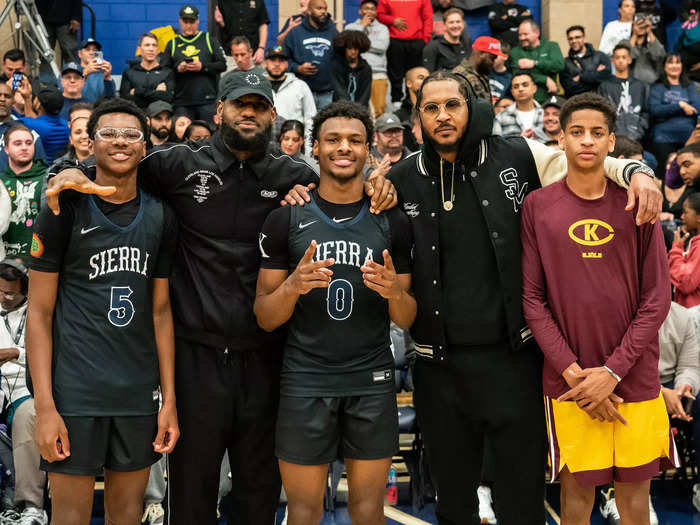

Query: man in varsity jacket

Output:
[161, 4, 227, 123]
[385, 71, 662, 525]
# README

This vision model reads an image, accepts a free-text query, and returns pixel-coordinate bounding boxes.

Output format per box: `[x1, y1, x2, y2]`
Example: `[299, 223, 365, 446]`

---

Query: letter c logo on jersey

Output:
[567, 219, 615, 246]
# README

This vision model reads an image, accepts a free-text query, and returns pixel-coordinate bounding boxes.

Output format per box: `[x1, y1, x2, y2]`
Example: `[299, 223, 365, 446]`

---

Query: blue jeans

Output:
[313, 91, 333, 110]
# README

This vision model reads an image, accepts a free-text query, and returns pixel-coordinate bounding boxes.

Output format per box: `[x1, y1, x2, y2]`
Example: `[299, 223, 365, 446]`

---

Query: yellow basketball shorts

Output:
[544, 393, 679, 486]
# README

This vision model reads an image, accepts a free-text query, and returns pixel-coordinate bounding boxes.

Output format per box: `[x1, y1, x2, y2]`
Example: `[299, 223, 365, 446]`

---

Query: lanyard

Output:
[3, 309, 26, 347]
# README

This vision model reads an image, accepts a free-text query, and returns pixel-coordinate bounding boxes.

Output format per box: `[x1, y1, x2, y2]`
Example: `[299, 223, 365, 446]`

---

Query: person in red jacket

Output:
[377, 0, 433, 107]
[670, 193, 700, 308]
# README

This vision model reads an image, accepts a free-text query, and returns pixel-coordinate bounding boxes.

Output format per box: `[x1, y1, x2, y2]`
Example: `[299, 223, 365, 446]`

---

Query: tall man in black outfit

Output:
[215, 0, 271, 66]
[43, 71, 397, 525]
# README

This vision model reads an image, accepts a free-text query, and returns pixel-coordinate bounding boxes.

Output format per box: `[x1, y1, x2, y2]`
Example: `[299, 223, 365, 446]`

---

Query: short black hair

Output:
[416, 70, 471, 110]
[86, 98, 148, 140]
[511, 71, 536, 84]
[68, 102, 93, 119]
[566, 25, 585, 36]
[0, 262, 28, 295]
[311, 101, 373, 144]
[612, 42, 631, 55]
[559, 92, 616, 133]
[3, 123, 32, 145]
[610, 135, 643, 158]
[684, 192, 700, 214]
[184, 120, 212, 139]
[677, 142, 700, 158]
[279, 119, 305, 153]
[332, 30, 371, 55]
[660, 53, 690, 88]
[3, 49, 25, 63]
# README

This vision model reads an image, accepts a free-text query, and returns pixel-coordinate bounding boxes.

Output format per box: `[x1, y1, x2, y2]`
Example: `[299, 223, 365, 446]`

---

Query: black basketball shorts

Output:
[275, 392, 399, 465]
[40, 414, 161, 476]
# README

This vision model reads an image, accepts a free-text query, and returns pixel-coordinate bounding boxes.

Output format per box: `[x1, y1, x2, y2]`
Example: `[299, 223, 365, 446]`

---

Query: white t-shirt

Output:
[517, 108, 537, 132]
[599, 20, 632, 55]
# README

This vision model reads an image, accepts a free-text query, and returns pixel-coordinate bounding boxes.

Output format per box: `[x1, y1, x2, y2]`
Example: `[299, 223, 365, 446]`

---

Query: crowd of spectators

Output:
[0, 0, 699, 523]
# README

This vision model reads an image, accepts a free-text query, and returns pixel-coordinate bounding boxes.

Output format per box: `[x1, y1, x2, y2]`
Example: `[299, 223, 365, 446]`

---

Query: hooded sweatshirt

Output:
[345, 19, 390, 78]
[598, 75, 649, 141]
[377, 0, 433, 42]
[669, 236, 700, 308]
[284, 16, 339, 93]
[422, 34, 470, 72]
[0, 159, 47, 261]
[119, 60, 175, 109]
[330, 55, 372, 106]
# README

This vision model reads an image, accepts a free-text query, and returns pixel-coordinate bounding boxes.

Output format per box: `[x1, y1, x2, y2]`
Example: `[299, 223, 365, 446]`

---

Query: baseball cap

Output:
[265, 46, 288, 60]
[146, 100, 174, 118]
[218, 70, 274, 106]
[542, 95, 567, 110]
[375, 113, 404, 132]
[179, 4, 199, 19]
[80, 37, 102, 50]
[37, 87, 64, 116]
[61, 62, 83, 77]
[472, 36, 507, 58]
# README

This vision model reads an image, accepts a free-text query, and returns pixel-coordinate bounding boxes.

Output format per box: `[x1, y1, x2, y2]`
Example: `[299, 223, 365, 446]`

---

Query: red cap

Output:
[472, 36, 507, 58]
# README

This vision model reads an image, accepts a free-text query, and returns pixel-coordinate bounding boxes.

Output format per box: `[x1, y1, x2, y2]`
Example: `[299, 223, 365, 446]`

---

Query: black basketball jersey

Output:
[283, 194, 395, 397]
[51, 191, 163, 416]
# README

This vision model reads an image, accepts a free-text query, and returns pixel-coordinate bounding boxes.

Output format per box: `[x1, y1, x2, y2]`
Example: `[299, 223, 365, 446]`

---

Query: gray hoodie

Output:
[345, 18, 390, 78]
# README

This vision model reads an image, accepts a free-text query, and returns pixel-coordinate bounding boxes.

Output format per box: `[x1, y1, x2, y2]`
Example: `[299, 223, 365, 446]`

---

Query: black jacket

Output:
[161, 32, 227, 106]
[487, 2, 531, 47]
[119, 61, 175, 109]
[389, 94, 542, 360]
[330, 55, 372, 106]
[422, 35, 470, 72]
[395, 96, 420, 152]
[52, 133, 319, 351]
[560, 43, 612, 97]
[598, 75, 649, 141]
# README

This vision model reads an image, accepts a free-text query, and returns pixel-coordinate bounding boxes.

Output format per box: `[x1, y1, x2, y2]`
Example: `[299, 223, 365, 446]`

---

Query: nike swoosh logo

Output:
[299, 220, 317, 229]
[332, 217, 352, 223]
[81, 226, 100, 234]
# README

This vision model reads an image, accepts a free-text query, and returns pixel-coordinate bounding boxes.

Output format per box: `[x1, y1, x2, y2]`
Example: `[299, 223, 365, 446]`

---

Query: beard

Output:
[220, 119, 271, 157]
[267, 69, 286, 80]
[151, 126, 169, 140]
[11, 157, 32, 170]
[430, 122, 468, 155]
[476, 60, 492, 76]
[310, 13, 326, 26]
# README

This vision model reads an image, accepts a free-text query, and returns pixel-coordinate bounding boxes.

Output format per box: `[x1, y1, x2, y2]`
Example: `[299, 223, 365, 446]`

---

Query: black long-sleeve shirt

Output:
[331, 56, 372, 106]
[487, 2, 531, 47]
[36, 0, 81, 25]
[161, 32, 227, 106]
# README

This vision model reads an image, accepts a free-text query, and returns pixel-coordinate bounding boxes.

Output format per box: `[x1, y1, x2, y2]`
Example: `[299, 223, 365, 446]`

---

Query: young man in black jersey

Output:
[254, 101, 415, 525]
[26, 98, 179, 525]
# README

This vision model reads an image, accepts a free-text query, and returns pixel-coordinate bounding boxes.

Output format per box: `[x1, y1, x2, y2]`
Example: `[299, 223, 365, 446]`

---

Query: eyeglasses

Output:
[419, 98, 466, 118]
[95, 127, 144, 143]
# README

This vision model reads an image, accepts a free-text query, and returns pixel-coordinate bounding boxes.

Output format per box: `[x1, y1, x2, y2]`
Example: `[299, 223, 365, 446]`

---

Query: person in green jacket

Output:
[510, 19, 565, 103]
[1, 123, 47, 262]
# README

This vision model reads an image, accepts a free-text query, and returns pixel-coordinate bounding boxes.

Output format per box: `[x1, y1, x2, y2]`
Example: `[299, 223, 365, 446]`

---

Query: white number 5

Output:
[108, 286, 135, 327]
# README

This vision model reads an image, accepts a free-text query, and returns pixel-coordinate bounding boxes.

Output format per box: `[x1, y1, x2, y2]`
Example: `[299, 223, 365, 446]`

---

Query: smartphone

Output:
[634, 13, 646, 23]
[11, 72, 22, 90]
[183, 57, 194, 63]
[94, 50, 103, 64]
[684, 396, 694, 415]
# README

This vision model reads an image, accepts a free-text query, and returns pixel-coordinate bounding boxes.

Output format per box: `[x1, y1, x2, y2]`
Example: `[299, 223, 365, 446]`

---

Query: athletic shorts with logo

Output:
[544, 392, 679, 486]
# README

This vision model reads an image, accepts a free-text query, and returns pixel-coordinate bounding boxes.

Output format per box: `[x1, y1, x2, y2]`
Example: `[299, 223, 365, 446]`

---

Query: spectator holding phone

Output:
[77, 38, 116, 103]
[621, 10, 665, 84]
[161, 5, 227, 123]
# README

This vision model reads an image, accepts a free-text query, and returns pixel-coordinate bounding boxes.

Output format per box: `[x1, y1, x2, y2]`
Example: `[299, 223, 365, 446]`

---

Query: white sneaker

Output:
[17, 507, 46, 525]
[599, 487, 620, 524]
[649, 496, 658, 525]
[0, 509, 20, 525]
[141, 503, 164, 525]
[477, 485, 496, 524]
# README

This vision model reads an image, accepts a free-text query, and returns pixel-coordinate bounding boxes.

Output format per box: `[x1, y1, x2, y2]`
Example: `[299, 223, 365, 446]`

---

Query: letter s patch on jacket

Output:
[499, 168, 527, 213]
